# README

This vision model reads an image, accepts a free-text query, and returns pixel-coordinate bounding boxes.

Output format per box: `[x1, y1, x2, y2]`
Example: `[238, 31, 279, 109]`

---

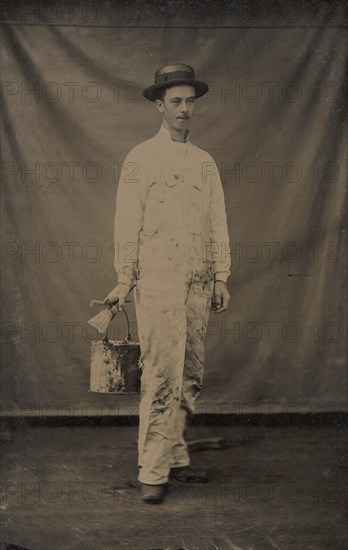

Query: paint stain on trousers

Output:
[135, 268, 214, 485]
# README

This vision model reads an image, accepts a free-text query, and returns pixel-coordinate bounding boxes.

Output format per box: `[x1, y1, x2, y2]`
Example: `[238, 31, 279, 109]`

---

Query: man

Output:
[105, 63, 231, 504]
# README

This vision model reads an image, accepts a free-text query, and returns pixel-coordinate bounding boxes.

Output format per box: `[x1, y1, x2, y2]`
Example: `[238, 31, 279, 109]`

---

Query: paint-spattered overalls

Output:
[114, 124, 231, 485]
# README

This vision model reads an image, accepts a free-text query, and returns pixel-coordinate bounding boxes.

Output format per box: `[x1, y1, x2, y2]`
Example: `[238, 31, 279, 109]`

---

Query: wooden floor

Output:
[1, 422, 347, 550]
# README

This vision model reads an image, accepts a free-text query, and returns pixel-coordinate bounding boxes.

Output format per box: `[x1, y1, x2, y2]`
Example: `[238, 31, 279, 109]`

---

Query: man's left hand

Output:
[211, 281, 230, 314]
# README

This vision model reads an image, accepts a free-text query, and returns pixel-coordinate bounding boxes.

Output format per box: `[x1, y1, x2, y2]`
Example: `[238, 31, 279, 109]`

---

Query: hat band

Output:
[156, 70, 195, 85]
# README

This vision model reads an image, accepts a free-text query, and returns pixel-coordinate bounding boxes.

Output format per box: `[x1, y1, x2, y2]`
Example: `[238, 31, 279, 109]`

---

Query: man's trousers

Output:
[135, 271, 214, 485]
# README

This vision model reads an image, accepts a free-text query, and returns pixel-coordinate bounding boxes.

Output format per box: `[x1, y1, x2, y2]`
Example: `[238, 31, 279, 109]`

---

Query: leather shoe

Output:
[170, 466, 209, 483]
[140, 482, 165, 504]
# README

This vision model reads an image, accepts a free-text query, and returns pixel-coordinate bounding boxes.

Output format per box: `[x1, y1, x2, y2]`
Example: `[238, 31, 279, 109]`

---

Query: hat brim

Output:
[143, 79, 209, 102]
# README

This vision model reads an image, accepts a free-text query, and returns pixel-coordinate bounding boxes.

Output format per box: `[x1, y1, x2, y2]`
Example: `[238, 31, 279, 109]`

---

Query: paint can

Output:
[89, 309, 141, 394]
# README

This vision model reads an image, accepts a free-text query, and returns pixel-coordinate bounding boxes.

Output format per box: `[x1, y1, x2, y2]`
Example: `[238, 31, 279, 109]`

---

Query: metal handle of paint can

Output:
[103, 307, 132, 344]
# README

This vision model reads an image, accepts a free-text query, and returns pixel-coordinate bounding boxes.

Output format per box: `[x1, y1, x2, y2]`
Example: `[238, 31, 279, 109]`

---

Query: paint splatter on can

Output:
[90, 337, 142, 394]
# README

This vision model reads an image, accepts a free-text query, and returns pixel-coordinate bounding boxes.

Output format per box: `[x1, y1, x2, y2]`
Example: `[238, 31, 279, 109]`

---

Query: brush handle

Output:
[90, 299, 131, 308]
[90, 281, 137, 308]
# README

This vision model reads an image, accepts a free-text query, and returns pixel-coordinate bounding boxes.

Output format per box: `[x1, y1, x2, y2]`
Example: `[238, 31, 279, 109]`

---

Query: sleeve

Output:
[113, 148, 145, 286]
[208, 156, 231, 283]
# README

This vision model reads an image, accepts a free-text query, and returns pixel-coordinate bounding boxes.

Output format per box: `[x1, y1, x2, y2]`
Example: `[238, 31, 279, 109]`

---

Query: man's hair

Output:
[154, 83, 196, 103]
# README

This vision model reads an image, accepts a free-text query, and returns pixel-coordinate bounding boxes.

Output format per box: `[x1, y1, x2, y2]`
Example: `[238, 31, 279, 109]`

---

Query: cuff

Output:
[117, 274, 134, 286]
[214, 272, 229, 283]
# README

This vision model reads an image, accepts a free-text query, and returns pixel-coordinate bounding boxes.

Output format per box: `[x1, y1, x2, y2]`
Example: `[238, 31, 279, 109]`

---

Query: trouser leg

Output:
[171, 278, 214, 468]
[135, 281, 188, 485]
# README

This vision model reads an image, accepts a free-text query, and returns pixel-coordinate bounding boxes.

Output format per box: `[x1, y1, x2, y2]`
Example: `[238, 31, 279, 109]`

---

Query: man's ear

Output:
[155, 99, 163, 113]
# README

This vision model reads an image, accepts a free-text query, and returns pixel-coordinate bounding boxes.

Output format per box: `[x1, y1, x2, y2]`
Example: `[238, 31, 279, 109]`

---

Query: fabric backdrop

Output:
[1, 1, 347, 415]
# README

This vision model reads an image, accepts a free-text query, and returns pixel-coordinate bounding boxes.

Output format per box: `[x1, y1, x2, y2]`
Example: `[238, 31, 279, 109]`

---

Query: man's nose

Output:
[181, 102, 189, 113]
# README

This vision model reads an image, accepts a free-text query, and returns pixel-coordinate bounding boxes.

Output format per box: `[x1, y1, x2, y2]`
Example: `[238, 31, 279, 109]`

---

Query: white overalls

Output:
[114, 124, 231, 484]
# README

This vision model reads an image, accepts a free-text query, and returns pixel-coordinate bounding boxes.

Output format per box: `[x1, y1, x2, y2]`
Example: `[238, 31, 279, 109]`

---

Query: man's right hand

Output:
[103, 283, 131, 312]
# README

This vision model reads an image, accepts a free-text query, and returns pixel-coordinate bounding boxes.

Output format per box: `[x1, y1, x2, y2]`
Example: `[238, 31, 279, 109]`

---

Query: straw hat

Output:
[143, 63, 209, 102]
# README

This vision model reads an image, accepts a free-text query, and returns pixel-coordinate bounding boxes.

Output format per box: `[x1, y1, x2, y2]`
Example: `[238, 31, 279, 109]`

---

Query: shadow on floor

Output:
[1, 422, 347, 549]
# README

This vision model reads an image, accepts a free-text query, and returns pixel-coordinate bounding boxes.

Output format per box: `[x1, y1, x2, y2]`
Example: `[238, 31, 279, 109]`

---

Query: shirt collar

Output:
[157, 124, 190, 144]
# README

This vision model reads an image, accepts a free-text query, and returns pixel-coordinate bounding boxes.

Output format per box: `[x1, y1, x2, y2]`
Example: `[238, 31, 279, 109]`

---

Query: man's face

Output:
[155, 85, 196, 132]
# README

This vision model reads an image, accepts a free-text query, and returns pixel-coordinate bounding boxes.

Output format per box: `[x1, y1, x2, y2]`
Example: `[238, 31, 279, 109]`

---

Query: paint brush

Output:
[87, 300, 131, 334]
[87, 307, 115, 334]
